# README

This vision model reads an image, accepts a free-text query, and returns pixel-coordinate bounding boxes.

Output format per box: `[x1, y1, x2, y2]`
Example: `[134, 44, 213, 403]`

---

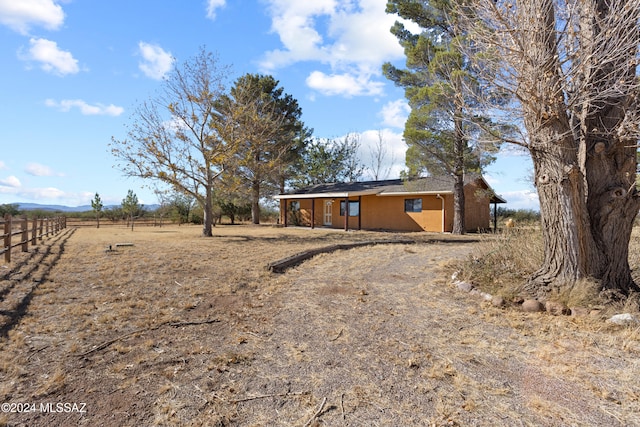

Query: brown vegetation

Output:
[0, 225, 639, 426]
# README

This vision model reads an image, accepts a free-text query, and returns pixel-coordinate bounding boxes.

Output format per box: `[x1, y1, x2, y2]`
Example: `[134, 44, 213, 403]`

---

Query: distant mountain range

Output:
[12, 203, 160, 212]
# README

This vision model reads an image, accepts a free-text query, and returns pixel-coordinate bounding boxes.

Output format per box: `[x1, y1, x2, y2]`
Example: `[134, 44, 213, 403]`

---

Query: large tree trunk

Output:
[452, 104, 466, 235]
[202, 183, 214, 237]
[579, 0, 640, 295]
[452, 173, 465, 235]
[518, 0, 640, 297]
[251, 180, 260, 225]
[585, 140, 639, 295]
[520, 0, 595, 295]
[526, 139, 596, 295]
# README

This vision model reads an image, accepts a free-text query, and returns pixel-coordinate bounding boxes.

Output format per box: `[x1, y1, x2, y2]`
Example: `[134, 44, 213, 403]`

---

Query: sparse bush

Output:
[495, 207, 540, 225]
[0, 204, 21, 216]
[455, 225, 640, 311]
[453, 228, 544, 300]
[259, 204, 279, 223]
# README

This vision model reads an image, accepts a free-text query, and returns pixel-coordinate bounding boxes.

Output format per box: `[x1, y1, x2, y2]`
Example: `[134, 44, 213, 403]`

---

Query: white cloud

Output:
[138, 42, 174, 80]
[500, 190, 540, 211]
[22, 186, 67, 200]
[0, 179, 85, 205]
[25, 163, 64, 177]
[261, 0, 409, 98]
[0, 161, 6, 170]
[0, 0, 64, 34]
[44, 99, 124, 116]
[306, 70, 384, 97]
[380, 99, 410, 129]
[205, 0, 226, 20]
[0, 175, 21, 188]
[20, 38, 79, 75]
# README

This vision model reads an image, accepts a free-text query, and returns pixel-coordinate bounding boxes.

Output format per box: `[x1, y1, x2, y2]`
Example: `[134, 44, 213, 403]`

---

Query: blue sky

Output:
[0, 0, 538, 210]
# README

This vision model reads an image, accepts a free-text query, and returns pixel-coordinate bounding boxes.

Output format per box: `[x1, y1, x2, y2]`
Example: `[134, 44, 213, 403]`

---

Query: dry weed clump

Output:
[455, 226, 640, 313]
[452, 228, 544, 298]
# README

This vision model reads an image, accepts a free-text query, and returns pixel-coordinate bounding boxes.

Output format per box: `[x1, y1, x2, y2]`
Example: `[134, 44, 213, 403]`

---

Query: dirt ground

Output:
[1, 225, 639, 426]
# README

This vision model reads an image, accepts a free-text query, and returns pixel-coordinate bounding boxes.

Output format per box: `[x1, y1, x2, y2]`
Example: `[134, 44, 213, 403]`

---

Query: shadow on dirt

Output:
[0, 228, 76, 339]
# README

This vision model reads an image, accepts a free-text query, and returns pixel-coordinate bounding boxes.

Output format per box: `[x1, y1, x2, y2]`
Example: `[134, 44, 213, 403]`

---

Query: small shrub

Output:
[452, 228, 544, 298]
[495, 207, 541, 226]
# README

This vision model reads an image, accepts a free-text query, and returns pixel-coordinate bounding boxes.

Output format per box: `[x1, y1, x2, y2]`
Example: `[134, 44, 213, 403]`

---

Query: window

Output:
[404, 198, 422, 212]
[340, 200, 360, 217]
[290, 201, 300, 211]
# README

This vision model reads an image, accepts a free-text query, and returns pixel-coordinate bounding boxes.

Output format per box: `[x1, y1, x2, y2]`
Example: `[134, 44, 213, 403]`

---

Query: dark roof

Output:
[379, 175, 466, 194]
[282, 179, 403, 196]
[276, 173, 505, 204]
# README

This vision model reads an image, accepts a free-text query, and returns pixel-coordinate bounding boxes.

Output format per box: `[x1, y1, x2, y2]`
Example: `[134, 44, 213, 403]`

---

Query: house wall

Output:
[278, 182, 492, 232]
[280, 195, 448, 232]
[358, 194, 445, 232]
[463, 182, 492, 231]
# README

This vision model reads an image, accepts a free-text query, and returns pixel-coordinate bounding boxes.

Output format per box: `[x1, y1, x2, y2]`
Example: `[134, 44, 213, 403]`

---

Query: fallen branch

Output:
[330, 329, 343, 341]
[78, 318, 220, 357]
[303, 397, 327, 427]
[27, 345, 49, 361]
[231, 391, 308, 404]
[340, 393, 345, 420]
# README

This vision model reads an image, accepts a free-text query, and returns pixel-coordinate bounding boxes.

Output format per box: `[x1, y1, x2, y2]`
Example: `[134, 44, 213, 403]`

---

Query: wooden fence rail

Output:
[1, 215, 67, 263]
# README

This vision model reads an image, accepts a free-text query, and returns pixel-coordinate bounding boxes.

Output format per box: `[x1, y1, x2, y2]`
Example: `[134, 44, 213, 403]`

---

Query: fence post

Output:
[4, 214, 11, 263]
[46, 218, 50, 237]
[39, 219, 44, 241]
[31, 218, 37, 245]
[21, 216, 28, 252]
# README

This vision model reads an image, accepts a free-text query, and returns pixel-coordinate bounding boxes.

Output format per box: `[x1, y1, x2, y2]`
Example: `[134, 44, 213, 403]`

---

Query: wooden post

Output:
[358, 196, 362, 231]
[21, 216, 28, 252]
[344, 197, 349, 232]
[311, 199, 315, 229]
[39, 218, 44, 241]
[4, 214, 11, 263]
[31, 218, 37, 245]
[283, 200, 288, 227]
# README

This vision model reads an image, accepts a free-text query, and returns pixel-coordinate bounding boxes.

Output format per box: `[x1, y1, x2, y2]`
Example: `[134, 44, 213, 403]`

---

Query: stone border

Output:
[266, 239, 415, 273]
[450, 271, 640, 324]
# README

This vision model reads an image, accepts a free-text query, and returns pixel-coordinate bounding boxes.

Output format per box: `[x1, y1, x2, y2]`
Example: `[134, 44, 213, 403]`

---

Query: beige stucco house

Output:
[274, 174, 506, 233]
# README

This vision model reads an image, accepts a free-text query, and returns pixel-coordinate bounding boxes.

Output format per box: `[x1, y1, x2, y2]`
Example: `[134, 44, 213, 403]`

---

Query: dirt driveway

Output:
[0, 226, 638, 426]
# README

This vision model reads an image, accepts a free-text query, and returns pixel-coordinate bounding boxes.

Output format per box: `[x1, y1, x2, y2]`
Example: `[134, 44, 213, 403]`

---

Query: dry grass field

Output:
[1, 224, 639, 426]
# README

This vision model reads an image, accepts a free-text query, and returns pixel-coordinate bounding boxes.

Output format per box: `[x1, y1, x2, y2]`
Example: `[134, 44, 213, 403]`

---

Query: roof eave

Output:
[491, 194, 508, 204]
[378, 191, 454, 196]
[274, 189, 382, 199]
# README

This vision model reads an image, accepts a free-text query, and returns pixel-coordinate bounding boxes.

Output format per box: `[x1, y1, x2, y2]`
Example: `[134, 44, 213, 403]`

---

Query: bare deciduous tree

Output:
[463, 0, 640, 296]
[111, 48, 232, 237]
[368, 130, 395, 181]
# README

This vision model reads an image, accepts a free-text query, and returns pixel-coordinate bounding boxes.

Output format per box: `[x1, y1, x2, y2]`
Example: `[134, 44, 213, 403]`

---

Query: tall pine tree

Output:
[218, 74, 307, 224]
[383, 0, 500, 234]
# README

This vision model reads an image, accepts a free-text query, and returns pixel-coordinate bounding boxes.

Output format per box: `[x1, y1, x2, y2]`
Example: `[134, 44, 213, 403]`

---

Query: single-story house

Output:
[274, 174, 506, 233]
